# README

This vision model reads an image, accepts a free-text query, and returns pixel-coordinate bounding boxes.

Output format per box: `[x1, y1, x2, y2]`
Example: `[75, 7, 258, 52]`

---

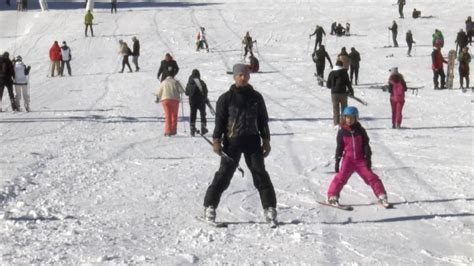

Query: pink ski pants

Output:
[161, 99, 179, 135]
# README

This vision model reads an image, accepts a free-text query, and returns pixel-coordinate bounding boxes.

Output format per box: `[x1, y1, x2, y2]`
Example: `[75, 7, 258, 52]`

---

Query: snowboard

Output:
[446, 49, 456, 89]
[317, 201, 354, 211]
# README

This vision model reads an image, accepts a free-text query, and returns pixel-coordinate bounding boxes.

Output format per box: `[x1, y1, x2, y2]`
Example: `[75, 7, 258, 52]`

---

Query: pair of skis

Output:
[195, 216, 279, 229]
[317, 200, 393, 211]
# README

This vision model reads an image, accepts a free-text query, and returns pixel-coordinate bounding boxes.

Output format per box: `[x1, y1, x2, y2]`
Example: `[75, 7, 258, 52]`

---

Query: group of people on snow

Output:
[49, 41, 72, 77]
[118, 37, 140, 73]
[0, 52, 31, 112]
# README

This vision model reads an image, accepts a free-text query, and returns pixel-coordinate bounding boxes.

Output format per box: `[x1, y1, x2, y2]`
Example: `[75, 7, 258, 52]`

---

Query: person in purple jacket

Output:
[388, 67, 407, 129]
[326, 106, 390, 207]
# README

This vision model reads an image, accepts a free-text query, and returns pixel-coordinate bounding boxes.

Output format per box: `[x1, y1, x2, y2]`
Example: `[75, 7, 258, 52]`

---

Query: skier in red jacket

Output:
[49, 41, 61, 77]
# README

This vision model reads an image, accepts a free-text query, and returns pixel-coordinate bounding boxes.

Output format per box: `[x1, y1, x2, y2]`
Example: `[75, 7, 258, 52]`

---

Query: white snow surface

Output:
[0, 0, 473, 264]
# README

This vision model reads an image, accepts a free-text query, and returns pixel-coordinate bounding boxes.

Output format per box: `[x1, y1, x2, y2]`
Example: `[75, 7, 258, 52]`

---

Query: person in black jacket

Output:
[203, 64, 277, 225]
[313, 45, 333, 86]
[185, 69, 208, 136]
[309, 25, 326, 51]
[326, 60, 354, 126]
[131, 36, 140, 72]
[157, 53, 179, 81]
[348, 47, 361, 85]
[0, 52, 18, 112]
[406, 30, 416, 56]
[456, 29, 468, 55]
[388, 21, 399, 47]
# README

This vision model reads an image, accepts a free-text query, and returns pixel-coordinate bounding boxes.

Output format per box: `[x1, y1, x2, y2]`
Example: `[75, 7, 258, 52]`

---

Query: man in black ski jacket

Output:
[203, 64, 277, 225]
[348, 47, 361, 85]
[313, 45, 333, 86]
[157, 53, 179, 81]
[132, 36, 140, 71]
[327, 60, 354, 126]
[309, 25, 326, 51]
[456, 29, 468, 54]
[406, 30, 416, 56]
[388, 21, 399, 47]
[185, 69, 208, 136]
[0, 52, 18, 111]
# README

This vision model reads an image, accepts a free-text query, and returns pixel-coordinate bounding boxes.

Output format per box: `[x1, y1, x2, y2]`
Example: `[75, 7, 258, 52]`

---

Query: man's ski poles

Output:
[196, 130, 244, 177]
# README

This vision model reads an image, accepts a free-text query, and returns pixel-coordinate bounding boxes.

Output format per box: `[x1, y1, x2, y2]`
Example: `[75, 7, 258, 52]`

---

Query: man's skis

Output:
[195, 216, 228, 228]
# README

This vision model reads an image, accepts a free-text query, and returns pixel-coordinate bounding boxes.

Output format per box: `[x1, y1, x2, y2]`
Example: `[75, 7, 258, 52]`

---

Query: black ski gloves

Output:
[262, 139, 271, 158]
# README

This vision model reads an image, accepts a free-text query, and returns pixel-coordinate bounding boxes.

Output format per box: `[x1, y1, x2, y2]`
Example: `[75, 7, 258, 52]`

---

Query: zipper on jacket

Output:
[350, 131, 356, 159]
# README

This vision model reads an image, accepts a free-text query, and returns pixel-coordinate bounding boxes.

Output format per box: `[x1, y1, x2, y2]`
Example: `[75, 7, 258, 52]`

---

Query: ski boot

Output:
[190, 125, 196, 137]
[378, 194, 392, 208]
[204, 206, 216, 222]
[327, 196, 340, 207]
[264, 207, 278, 228]
[200, 125, 208, 135]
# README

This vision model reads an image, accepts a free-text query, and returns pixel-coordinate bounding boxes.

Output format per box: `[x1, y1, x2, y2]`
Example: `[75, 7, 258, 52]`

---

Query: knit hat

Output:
[389, 67, 398, 74]
[233, 63, 249, 76]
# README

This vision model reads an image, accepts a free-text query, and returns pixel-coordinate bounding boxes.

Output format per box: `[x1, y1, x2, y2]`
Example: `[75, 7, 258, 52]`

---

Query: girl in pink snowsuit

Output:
[388, 67, 408, 129]
[326, 106, 388, 205]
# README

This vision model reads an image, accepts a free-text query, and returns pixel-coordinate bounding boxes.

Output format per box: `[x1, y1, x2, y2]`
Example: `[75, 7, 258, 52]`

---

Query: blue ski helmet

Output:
[342, 106, 359, 119]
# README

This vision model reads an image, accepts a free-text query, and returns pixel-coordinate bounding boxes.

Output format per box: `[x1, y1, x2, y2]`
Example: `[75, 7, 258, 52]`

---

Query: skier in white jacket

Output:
[13, 55, 31, 112]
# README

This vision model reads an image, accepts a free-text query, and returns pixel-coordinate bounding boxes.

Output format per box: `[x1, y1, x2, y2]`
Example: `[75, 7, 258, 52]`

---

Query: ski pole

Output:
[180, 95, 186, 133]
[196, 130, 244, 177]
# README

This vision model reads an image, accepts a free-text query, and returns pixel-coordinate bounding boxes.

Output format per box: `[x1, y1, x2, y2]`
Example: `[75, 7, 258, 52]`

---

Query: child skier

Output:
[388, 67, 407, 129]
[326, 106, 390, 208]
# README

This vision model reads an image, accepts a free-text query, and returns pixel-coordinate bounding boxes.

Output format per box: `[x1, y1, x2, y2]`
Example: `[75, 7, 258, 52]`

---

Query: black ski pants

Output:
[398, 4, 404, 18]
[189, 101, 206, 130]
[244, 45, 253, 57]
[407, 42, 413, 55]
[433, 69, 446, 89]
[204, 136, 277, 209]
[111, 2, 117, 13]
[85, 24, 94, 37]
[350, 66, 359, 85]
[121, 55, 132, 72]
[392, 32, 399, 47]
[60, 60, 71, 76]
[314, 38, 322, 51]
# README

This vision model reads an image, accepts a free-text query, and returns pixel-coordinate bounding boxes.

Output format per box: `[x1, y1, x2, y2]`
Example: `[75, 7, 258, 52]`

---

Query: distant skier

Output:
[84, 10, 94, 37]
[242, 32, 256, 58]
[345, 23, 351, 36]
[325, 106, 390, 208]
[432, 29, 444, 48]
[387, 67, 407, 129]
[455, 29, 468, 54]
[397, 0, 405, 18]
[466, 16, 473, 46]
[313, 45, 333, 86]
[248, 54, 259, 73]
[406, 30, 416, 56]
[309, 25, 326, 51]
[348, 47, 361, 85]
[60, 41, 72, 76]
[118, 40, 132, 73]
[326, 60, 354, 127]
[412, 8, 421, 19]
[388, 21, 398, 47]
[13, 55, 31, 112]
[335, 23, 345, 36]
[111, 0, 117, 13]
[196, 27, 209, 52]
[185, 69, 208, 136]
[0, 52, 18, 112]
[155, 76, 184, 136]
[157, 53, 179, 82]
[330, 21, 337, 35]
[431, 46, 447, 89]
[202, 64, 277, 225]
[337, 47, 350, 70]
[131, 37, 140, 72]
[49, 41, 61, 77]
[458, 47, 471, 89]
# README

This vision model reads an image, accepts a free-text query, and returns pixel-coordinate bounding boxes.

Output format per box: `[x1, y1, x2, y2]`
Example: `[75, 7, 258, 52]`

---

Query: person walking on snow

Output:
[49, 41, 61, 77]
[455, 29, 468, 54]
[13, 56, 31, 112]
[431, 46, 447, 89]
[326, 106, 390, 207]
[313, 45, 333, 86]
[348, 47, 361, 85]
[242, 32, 256, 58]
[196, 27, 209, 52]
[458, 47, 471, 89]
[466, 16, 473, 46]
[157, 53, 179, 81]
[84, 10, 94, 37]
[387, 67, 407, 129]
[118, 40, 132, 73]
[60, 41, 72, 76]
[388, 21, 398, 47]
[185, 69, 209, 136]
[397, 0, 405, 18]
[131, 37, 140, 72]
[247, 54, 259, 73]
[337, 47, 350, 70]
[0, 52, 19, 112]
[326, 60, 354, 127]
[406, 30, 416, 56]
[202, 64, 277, 225]
[309, 25, 326, 51]
[155, 76, 184, 136]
